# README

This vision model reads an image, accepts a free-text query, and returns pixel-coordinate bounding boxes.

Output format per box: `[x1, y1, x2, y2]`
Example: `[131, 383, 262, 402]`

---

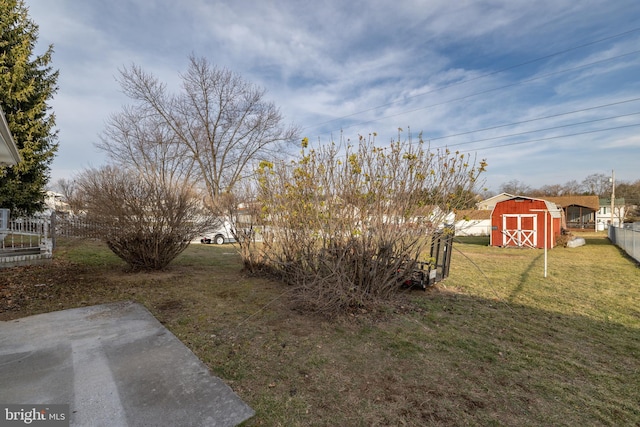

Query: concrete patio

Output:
[0, 301, 254, 426]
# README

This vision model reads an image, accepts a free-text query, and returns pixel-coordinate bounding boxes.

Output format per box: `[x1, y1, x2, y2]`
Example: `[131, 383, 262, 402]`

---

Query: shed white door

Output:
[502, 214, 537, 247]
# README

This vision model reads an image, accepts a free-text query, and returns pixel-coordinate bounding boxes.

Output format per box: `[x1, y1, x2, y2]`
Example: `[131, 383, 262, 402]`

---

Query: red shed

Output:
[490, 196, 563, 249]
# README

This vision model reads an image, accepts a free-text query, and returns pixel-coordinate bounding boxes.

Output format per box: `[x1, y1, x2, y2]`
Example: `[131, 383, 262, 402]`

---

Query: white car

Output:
[200, 221, 235, 245]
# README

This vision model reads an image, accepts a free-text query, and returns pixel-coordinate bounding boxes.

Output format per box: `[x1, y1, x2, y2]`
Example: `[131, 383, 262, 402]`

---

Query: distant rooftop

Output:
[544, 196, 600, 211]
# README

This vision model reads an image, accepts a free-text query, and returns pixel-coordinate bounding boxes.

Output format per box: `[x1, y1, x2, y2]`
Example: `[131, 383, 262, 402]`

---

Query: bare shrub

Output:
[209, 185, 264, 271]
[556, 231, 573, 248]
[76, 166, 213, 271]
[255, 133, 486, 316]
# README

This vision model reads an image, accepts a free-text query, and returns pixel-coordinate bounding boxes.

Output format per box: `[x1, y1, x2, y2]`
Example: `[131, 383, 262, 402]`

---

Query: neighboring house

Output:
[44, 191, 71, 213]
[454, 209, 492, 236]
[1, 104, 20, 245]
[475, 193, 515, 210]
[411, 205, 456, 229]
[597, 198, 626, 228]
[0, 106, 52, 267]
[490, 196, 564, 249]
[454, 192, 515, 237]
[545, 196, 600, 231]
[371, 205, 455, 230]
[0, 106, 21, 166]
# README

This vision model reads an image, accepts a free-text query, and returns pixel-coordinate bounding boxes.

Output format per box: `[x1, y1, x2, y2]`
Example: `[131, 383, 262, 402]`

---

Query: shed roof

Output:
[494, 196, 563, 218]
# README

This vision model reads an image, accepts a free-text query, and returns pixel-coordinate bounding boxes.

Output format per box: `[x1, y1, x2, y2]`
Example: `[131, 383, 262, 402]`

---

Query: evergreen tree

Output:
[0, 0, 58, 214]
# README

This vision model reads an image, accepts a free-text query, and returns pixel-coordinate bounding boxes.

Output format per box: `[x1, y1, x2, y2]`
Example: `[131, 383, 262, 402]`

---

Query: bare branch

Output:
[112, 56, 300, 203]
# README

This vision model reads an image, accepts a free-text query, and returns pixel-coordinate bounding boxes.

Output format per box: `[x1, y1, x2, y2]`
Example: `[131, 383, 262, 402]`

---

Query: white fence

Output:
[53, 213, 103, 239]
[0, 213, 53, 267]
[608, 224, 640, 264]
[454, 219, 491, 236]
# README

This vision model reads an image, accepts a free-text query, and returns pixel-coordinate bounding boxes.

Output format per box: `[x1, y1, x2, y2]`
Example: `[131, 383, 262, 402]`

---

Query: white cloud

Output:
[23, 0, 640, 190]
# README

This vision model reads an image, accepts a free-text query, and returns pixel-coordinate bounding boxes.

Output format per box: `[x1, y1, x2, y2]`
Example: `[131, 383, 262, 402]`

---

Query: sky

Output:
[25, 0, 640, 193]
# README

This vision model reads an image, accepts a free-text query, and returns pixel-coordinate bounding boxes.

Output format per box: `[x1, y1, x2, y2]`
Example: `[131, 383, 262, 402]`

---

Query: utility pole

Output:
[532, 209, 548, 278]
[610, 169, 615, 227]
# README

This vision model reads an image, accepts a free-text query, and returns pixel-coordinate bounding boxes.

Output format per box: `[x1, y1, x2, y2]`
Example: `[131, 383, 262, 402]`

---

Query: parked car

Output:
[200, 220, 235, 245]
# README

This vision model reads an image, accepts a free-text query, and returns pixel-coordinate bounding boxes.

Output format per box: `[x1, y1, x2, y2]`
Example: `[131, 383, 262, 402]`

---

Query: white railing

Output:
[608, 224, 640, 263]
[0, 213, 53, 260]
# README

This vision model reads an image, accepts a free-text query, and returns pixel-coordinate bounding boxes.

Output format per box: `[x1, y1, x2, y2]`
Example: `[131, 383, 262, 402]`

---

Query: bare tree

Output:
[530, 184, 563, 197]
[561, 180, 582, 196]
[582, 173, 611, 197]
[97, 106, 194, 188]
[54, 178, 84, 212]
[499, 179, 531, 196]
[616, 179, 640, 222]
[115, 55, 299, 207]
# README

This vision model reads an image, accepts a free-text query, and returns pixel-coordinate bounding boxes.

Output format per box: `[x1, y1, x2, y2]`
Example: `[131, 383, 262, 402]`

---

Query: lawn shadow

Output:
[454, 236, 490, 246]
[583, 237, 614, 246]
[508, 251, 543, 303]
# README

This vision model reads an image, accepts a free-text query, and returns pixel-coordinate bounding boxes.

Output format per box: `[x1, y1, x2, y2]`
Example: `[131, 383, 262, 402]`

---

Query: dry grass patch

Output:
[1, 234, 639, 426]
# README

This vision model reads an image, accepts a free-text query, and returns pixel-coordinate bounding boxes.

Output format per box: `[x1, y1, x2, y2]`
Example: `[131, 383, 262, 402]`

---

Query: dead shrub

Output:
[556, 230, 574, 247]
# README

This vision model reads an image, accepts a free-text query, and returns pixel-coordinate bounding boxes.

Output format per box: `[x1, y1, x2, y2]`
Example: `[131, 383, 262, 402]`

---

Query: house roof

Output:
[476, 193, 516, 210]
[544, 196, 599, 211]
[0, 106, 21, 166]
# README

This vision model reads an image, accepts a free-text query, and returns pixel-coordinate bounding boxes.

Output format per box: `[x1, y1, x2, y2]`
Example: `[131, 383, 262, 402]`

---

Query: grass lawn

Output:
[1, 233, 639, 426]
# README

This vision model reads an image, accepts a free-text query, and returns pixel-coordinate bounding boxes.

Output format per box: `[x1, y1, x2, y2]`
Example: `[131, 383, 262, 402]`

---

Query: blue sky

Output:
[26, 0, 640, 192]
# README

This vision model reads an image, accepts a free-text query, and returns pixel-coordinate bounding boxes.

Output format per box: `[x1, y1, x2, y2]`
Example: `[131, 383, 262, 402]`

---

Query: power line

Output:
[434, 111, 640, 149]
[303, 27, 640, 133]
[468, 123, 640, 152]
[429, 97, 640, 142]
